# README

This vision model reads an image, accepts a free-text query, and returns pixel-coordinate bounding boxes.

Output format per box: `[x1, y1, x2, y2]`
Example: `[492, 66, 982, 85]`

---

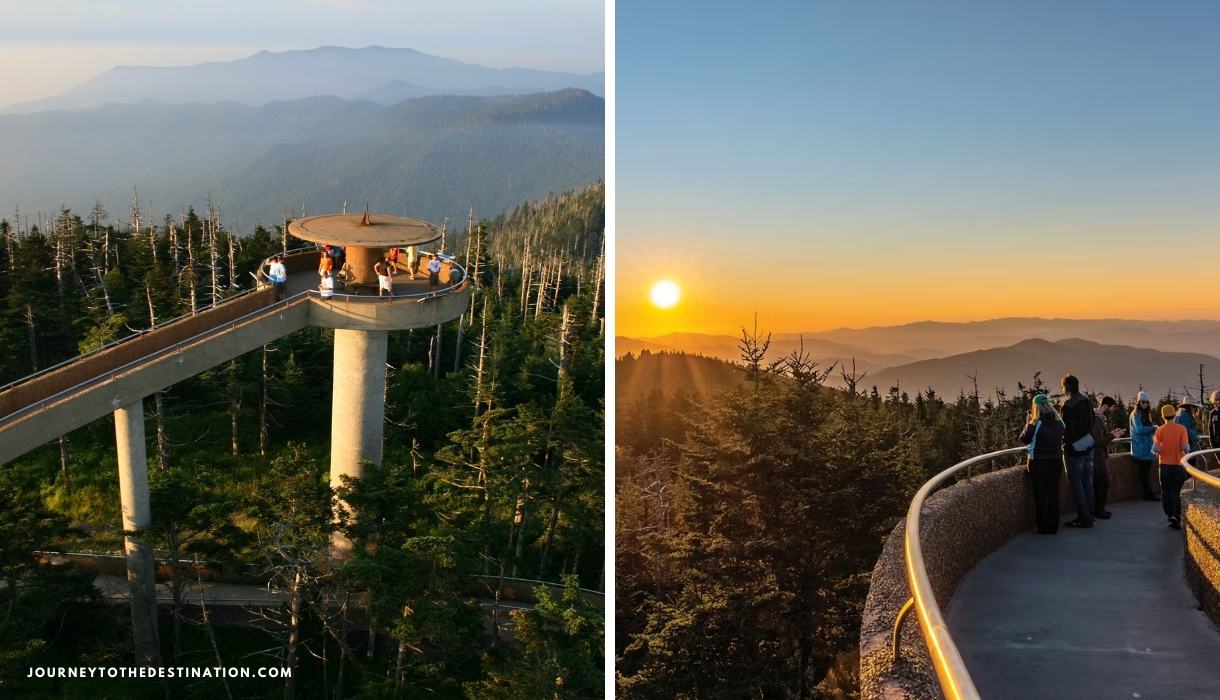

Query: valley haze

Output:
[0, 46, 604, 230]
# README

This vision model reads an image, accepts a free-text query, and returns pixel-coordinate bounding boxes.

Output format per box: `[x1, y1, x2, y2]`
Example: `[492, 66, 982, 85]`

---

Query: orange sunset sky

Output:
[616, 214, 1220, 339]
[617, 5, 1220, 340]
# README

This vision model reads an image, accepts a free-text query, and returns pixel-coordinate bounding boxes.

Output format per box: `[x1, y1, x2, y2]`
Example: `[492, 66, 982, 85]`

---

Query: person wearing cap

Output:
[1060, 374, 1095, 528]
[1153, 403, 1191, 529]
[1175, 395, 1203, 454]
[1019, 394, 1066, 535]
[1210, 391, 1220, 468]
[1091, 395, 1126, 520]
[1130, 391, 1160, 500]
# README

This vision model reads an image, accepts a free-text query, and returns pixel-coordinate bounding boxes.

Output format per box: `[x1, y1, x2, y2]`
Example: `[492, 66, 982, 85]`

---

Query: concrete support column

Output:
[329, 329, 388, 555]
[345, 246, 384, 285]
[114, 400, 161, 666]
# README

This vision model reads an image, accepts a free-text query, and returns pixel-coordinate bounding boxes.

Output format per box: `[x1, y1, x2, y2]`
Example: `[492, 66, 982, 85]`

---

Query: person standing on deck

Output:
[427, 253, 442, 293]
[1176, 395, 1203, 453]
[374, 258, 393, 297]
[1060, 374, 1096, 528]
[268, 255, 288, 301]
[318, 269, 334, 299]
[1019, 394, 1066, 535]
[1091, 395, 1126, 520]
[1153, 403, 1191, 530]
[318, 247, 334, 279]
[1130, 392, 1160, 500]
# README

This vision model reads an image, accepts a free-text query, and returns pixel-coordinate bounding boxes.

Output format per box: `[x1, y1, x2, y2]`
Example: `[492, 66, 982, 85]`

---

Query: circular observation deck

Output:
[259, 245, 470, 332]
[288, 211, 441, 287]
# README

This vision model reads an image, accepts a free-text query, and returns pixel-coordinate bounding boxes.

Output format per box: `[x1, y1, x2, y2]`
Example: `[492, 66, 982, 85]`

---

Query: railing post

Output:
[893, 597, 915, 662]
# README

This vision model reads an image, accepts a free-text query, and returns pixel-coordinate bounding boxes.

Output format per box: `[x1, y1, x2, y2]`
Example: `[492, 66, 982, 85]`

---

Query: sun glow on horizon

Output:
[650, 280, 681, 309]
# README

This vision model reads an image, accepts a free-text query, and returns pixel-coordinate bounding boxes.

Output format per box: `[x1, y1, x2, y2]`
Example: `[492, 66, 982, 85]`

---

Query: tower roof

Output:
[287, 213, 441, 248]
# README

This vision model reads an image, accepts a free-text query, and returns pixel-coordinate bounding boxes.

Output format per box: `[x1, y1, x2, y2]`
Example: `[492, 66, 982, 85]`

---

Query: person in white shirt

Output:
[268, 255, 288, 300]
[427, 253, 442, 292]
[319, 269, 334, 299]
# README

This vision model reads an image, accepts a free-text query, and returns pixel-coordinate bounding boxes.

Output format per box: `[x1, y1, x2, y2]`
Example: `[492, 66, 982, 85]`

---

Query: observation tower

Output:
[0, 208, 471, 665]
[285, 210, 468, 552]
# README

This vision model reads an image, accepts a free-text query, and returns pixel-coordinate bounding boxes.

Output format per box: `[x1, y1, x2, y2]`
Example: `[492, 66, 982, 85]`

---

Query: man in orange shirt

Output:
[1153, 404, 1191, 530]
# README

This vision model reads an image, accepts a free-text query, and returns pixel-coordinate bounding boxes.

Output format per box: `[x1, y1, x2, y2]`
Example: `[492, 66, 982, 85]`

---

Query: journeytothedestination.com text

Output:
[28, 666, 291, 679]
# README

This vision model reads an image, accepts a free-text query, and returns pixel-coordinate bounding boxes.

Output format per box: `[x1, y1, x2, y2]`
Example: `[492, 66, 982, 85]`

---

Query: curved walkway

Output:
[947, 499, 1220, 700]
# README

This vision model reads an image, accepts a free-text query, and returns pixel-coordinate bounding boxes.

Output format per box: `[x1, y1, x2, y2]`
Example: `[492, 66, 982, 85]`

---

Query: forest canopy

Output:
[0, 182, 605, 699]
[615, 332, 1157, 699]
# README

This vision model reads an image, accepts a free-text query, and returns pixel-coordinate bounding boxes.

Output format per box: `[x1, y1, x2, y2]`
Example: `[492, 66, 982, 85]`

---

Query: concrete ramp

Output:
[948, 500, 1220, 699]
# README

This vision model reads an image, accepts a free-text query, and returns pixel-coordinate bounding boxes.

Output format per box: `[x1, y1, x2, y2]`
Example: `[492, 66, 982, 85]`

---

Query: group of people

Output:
[315, 246, 453, 298]
[268, 247, 462, 300]
[316, 245, 343, 299]
[1019, 373, 1220, 535]
[266, 255, 288, 301]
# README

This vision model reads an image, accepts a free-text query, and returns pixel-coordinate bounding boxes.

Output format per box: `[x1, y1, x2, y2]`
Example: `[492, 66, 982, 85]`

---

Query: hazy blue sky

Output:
[617, 1, 1220, 335]
[0, 0, 604, 106]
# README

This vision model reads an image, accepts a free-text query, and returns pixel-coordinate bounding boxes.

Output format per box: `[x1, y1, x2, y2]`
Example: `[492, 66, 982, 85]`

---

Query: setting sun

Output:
[650, 280, 681, 309]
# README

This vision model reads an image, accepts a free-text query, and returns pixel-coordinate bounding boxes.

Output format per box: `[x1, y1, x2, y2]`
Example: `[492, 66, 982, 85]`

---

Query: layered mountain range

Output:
[3, 46, 604, 114]
[619, 318, 1220, 400]
[0, 46, 604, 228]
[0, 89, 603, 228]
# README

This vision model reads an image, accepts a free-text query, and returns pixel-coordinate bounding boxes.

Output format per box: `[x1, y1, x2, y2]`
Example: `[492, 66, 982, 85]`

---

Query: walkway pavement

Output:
[947, 500, 1220, 700]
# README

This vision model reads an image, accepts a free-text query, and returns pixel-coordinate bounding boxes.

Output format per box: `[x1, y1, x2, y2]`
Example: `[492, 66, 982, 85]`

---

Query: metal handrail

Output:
[0, 285, 264, 396]
[0, 292, 312, 430]
[2, 259, 470, 429]
[0, 247, 327, 396]
[1185, 448, 1220, 490]
[903, 435, 1134, 700]
[904, 446, 1021, 700]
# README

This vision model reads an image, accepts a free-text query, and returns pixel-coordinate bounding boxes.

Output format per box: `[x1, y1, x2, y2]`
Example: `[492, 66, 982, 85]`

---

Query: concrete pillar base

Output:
[125, 537, 161, 665]
[329, 329, 388, 556]
[115, 400, 161, 666]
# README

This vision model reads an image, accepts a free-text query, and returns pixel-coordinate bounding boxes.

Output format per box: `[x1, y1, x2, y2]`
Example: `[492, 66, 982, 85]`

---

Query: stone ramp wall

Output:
[1184, 485, 1220, 635]
[860, 453, 1139, 699]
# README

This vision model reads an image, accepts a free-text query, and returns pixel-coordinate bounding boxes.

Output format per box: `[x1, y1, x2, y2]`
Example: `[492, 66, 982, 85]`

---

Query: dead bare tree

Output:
[840, 357, 868, 396]
[207, 195, 220, 307]
[154, 391, 169, 471]
[195, 556, 235, 700]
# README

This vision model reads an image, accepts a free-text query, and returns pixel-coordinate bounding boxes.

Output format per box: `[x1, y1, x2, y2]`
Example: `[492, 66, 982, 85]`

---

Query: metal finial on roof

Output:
[361, 202, 371, 226]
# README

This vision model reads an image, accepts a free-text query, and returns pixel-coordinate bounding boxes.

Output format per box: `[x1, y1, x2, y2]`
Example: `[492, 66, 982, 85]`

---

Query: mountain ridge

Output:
[0, 89, 604, 229]
[3, 45, 604, 114]
[621, 316, 1220, 362]
[867, 338, 1220, 401]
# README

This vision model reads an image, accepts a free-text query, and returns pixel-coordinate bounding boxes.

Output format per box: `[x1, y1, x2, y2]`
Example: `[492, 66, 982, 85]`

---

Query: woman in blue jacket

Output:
[1176, 395, 1203, 454]
[1019, 394, 1066, 535]
[1129, 392, 1159, 501]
